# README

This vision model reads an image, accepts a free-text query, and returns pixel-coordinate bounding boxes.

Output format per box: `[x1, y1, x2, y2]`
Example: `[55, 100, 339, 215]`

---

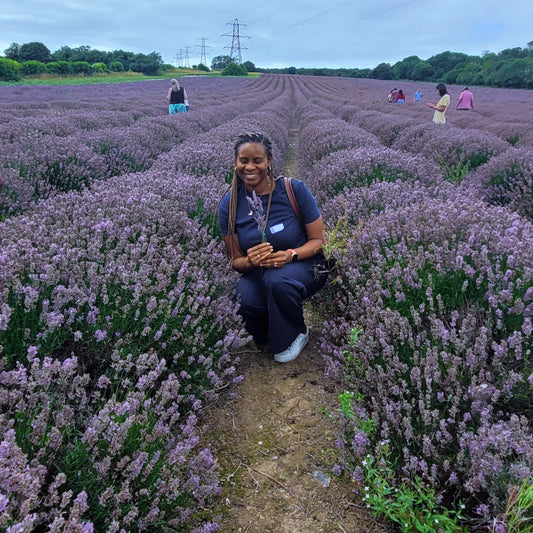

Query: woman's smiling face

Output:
[235, 142, 272, 193]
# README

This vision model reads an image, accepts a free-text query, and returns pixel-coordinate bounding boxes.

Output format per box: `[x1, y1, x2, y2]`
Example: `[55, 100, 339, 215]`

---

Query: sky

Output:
[1, 0, 532, 69]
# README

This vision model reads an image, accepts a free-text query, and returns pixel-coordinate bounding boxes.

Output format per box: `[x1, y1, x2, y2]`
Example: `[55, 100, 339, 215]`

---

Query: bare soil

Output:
[199, 123, 394, 532]
[201, 327, 395, 532]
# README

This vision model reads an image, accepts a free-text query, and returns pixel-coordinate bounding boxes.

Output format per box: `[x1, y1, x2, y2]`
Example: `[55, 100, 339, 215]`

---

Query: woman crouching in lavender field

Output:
[218, 132, 328, 362]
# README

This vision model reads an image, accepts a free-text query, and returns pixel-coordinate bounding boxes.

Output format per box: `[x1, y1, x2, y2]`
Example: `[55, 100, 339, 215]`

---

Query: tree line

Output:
[1, 41, 532, 88]
[0, 42, 165, 80]
[260, 45, 533, 89]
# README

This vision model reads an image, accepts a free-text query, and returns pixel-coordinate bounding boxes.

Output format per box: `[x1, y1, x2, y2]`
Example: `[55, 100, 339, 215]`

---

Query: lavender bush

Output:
[0, 77, 278, 218]
[320, 194, 533, 525]
[307, 145, 444, 205]
[464, 147, 533, 221]
[1, 74, 532, 530]
[298, 118, 379, 173]
[0, 168, 246, 531]
[319, 178, 460, 231]
[391, 124, 510, 182]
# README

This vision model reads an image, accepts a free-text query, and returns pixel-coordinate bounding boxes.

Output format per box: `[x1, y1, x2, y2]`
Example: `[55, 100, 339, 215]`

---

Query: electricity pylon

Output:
[197, 37, 210, 66]
[222, 18, 249, 64]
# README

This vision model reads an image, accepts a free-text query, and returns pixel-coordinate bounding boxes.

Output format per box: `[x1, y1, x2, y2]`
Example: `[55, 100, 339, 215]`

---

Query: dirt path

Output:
[200, 121, 393, 532]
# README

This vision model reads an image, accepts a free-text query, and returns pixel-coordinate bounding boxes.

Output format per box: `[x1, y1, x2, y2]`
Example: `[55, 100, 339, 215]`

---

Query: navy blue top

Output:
[218, 178, 320, 253]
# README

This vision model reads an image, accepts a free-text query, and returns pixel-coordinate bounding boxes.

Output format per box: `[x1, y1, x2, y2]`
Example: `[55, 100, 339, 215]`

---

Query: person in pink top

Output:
[456, 87, 475, 111]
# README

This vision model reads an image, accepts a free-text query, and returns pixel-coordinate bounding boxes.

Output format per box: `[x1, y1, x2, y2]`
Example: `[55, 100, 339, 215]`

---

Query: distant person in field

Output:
[456, 87, 475, 111]
[427, 83, 450, 125]
[218, 132, 328, 363]
[414, 89, 423, 102]
[390, 88, 398, 103]
[396, 89, 405, 103]
[167, 78, 189, 114]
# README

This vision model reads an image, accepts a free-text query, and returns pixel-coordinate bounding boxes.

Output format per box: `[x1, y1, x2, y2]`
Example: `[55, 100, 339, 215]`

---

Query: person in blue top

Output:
[218, 132, 328, 363]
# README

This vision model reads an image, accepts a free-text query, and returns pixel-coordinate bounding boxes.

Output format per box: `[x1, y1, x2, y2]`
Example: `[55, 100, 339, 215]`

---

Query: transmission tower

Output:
[176, 49, 183, 67]
[182, 46, 192, 68]
[197, 37, 210, 66]
[221, 18, 249, 64]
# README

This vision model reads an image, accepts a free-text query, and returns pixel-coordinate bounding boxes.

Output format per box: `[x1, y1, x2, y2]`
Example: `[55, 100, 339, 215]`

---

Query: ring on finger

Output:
[274, 262, 277, 267]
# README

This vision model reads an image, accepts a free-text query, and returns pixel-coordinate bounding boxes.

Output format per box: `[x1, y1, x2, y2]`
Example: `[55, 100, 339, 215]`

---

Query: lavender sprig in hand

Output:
[246, 190, 267, 242]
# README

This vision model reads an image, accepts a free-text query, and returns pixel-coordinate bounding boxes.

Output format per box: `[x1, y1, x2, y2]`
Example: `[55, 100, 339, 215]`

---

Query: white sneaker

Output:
[274, 328, 309, 363]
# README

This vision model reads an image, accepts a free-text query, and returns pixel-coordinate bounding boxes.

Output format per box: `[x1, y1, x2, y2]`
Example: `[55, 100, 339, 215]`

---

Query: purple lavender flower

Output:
[245, 190, 267, 242]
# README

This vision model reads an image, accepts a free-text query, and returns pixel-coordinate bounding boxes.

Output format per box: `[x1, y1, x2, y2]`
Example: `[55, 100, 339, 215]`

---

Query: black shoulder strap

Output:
[284, 177, 303, 224]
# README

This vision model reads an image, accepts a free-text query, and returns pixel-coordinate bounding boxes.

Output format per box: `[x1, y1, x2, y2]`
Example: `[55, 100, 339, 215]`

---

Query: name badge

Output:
[269, 223, 284, 234]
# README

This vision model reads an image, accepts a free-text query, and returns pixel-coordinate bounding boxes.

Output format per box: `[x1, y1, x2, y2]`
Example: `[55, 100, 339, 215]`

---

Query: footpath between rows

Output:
[200, 122, 393, 532]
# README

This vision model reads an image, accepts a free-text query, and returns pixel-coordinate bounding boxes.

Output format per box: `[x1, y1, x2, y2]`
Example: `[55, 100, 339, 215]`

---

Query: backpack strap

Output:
[284, 177, 303, 224]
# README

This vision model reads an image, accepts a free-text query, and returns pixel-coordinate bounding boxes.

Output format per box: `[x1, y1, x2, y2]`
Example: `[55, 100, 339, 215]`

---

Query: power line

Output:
[285, 0, 353, 30]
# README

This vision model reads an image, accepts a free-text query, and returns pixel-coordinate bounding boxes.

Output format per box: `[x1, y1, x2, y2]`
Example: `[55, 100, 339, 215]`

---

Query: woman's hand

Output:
[246, 242, 273, 267]
[262, 250, 292, 269]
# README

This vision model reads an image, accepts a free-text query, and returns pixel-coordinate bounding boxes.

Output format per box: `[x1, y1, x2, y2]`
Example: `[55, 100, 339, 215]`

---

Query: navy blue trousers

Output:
[236, 255, 328, 353]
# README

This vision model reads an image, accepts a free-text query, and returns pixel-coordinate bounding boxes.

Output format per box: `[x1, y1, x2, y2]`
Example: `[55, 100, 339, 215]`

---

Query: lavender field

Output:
[1, 74, 533, 532]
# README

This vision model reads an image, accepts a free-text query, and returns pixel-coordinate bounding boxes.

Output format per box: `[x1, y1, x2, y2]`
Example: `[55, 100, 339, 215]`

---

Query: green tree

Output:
[19, 60, 47, 76]
[456, 62, 484, 86]
[91, 62, 107, 73]
[19, 42, 51, 63]
[392, 55, 421, 80]
[211, 55, 232, 70]
[372, 62, 393, 80]
[0, 57, 20, 80]
[4, 42, 20, 61]
[242, 60, 256, 72]
[221, 62, 248, 76]
[498, 47, 530, 59]
[443, 66, 460, 84]
[196, 63, 210, 72]
[46, 61, 72, 75]
[51, 45, 75, 62]
[71, 61, 92, 75]
[107, 49, 136, 71]
[109, 61, 124, 72]
[130, 52, 162, 75]
[411, 61, 435, 81]
[488, 57, 533, 88]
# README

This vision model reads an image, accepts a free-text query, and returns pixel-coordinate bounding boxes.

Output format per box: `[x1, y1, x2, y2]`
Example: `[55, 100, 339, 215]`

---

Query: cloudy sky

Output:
[1, 0, 531, 69]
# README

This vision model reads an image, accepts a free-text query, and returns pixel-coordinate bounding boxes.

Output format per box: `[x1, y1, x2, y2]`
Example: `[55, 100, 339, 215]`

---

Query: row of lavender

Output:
[299, 75, 533, 148]
[289, 76, 533, 528]
[303, 75, 533, 220]
[0, 77, 294, 531]
[0, 75, 289, 218]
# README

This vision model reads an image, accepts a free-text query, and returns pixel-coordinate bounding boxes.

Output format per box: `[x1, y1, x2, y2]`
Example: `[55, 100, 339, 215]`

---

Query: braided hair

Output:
[226, 132, 274, 260]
